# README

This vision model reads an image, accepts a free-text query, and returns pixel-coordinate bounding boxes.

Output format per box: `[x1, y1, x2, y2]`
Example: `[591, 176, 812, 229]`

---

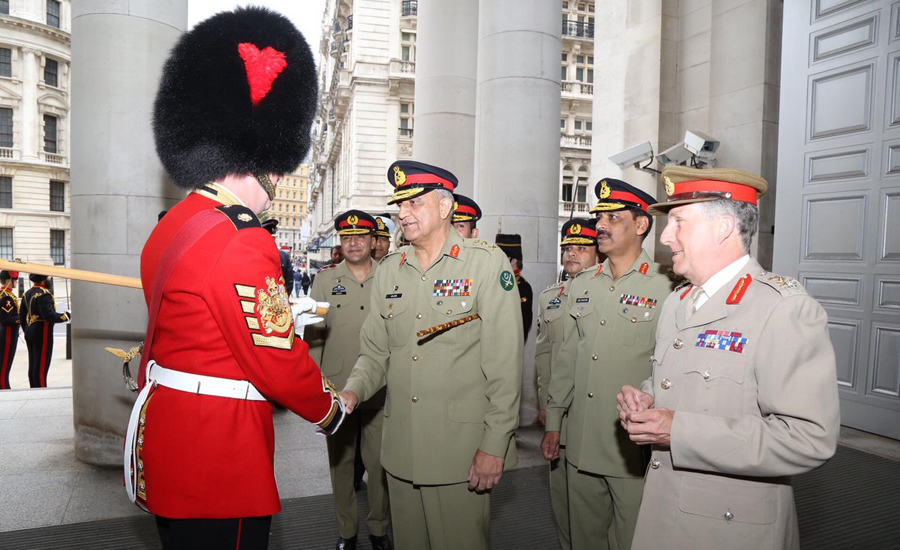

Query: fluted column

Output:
[70, 0, 186, 465]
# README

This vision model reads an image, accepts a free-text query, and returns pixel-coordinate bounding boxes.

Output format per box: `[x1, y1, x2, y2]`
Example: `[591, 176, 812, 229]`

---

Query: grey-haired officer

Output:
[543, 178, 674, 550]
[339, 160, 523, 550]
[536, 218, 600, 550]
[305, 210, 392, 550]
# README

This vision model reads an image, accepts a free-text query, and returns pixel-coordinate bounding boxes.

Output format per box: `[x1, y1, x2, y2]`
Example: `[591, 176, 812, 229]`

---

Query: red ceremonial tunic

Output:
[138, 187, 337, 518]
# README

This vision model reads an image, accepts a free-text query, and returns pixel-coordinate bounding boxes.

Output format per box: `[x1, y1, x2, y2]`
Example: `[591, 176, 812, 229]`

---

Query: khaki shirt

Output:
[535, 278, 574, 445]
[305, 259, 384, 410]
[546, 250, 673, 478]
[632, 259, 839, 550]
[344, 228, 524, 485]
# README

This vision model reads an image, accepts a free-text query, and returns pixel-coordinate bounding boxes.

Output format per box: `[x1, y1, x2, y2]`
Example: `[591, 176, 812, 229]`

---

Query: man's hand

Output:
[616, 385, 654, 427]
[339, 391, 359, 414]
[624, 408, 674, 446]
[539, 409, 547, 427]
[467, 450, 504, 493]
[541, 431, 561, 461]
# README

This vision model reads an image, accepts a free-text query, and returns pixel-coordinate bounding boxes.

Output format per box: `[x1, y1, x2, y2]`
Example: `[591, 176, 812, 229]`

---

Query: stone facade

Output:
[0, 0, 71, 272]
[272, 164, 310, 255]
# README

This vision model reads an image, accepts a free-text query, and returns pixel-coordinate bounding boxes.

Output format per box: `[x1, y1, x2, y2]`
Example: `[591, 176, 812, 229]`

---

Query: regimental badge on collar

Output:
[639, 263, 649, 275]
[696, 330, 747, 354]
[433, 278, 473, 297]
[619, 293, 658, 309]
[450, 244, 460, 258]
[332, 284, 347, 295]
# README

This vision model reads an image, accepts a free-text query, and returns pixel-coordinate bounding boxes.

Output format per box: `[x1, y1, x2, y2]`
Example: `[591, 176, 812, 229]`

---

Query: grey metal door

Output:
[776, 0, 900, 439]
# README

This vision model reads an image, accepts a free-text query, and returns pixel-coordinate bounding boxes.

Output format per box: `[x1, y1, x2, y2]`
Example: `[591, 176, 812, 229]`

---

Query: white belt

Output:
[124, 361, 267, 510]
[151, 363, 267, 401]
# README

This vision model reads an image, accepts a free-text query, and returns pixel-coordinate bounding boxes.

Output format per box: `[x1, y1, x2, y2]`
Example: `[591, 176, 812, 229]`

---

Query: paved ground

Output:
[1, 347, 898, 535]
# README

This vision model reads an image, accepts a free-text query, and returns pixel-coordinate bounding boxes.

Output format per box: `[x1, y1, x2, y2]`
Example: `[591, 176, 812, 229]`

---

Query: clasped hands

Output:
[338, 390, 504, 493]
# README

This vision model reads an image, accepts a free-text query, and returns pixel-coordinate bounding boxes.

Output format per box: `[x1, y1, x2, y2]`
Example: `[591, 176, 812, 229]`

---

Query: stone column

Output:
[70, 0, 186, 465]
[20, 48, 39, 160]
[412, 0, 478, 194]
[474, 0, 561, 425]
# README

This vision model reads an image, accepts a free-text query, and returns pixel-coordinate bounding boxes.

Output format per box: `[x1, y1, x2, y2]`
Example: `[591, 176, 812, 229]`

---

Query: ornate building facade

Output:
[0, 0, 71, 269]
[271, 163, 310, 255]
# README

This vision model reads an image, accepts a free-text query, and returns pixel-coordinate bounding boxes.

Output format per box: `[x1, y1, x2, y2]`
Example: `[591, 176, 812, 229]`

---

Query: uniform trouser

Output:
[326, 407, 390, 538]
[549, 444, 571, 550]
[567, 461, 643, 550]
[155, 515, 271, 550]
[386, 473, 491, 550]
[24, 323, 52, 388]
[0, 325, 18, 389]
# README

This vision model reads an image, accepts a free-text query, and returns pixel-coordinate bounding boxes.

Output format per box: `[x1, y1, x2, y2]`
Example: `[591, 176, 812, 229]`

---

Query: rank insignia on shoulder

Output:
[500, 270, 515, 291]
[332, 285, 347, 295]
[215, 205, 260, 230]
[434, 278, 473, 297]
[619, 293, 658, 309]
[758, 273, 807, 297]
[696, 330, 747, 354]
[726, 275, 752, 305]
[639, 263, 649, 275]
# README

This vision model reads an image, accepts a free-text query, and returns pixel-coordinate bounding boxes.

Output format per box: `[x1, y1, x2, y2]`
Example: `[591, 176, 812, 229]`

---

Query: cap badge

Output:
[599, 181, 611, 199]
[570, 223, 582, 235]
[348, 214, 359, 225]
[664, 176, 675, 197]
[376, 218, 386, 230]
[454, 201, 459, 211]
[393, 165, 407, 186]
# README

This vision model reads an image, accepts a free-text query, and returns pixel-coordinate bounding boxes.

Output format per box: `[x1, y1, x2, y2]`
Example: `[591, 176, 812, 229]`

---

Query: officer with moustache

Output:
[306, 210, 391, 550]
[451, 194, 481, 239]
[535, 219, 600, 550]
[372, 215, 395, 262]
[543, 179, 673, 550]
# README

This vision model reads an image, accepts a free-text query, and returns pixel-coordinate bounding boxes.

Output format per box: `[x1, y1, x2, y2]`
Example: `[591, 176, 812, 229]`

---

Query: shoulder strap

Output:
[137, 210, 229, 386]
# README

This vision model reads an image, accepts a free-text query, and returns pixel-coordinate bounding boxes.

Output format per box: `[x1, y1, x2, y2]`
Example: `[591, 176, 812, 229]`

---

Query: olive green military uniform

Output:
[305, 259, 390, 540]
[344, 229, 523, 550]
[546, 250, 673, 550]
[535, 278, 575, 550]
[632, 260, 839, 550]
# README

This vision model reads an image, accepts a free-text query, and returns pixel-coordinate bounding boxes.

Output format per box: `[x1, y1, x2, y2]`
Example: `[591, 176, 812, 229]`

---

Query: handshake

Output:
[291, 297, 329, 334]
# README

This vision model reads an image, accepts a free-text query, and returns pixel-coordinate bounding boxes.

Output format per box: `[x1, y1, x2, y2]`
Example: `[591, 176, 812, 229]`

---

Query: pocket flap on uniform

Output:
[683, 355, 745, 384]
[615, 308, 656, 324]
[678, 474, 777, 525]
[447, 399, 487, 423]
[430, 295, 475, 317]
[380, 294, 409, 319]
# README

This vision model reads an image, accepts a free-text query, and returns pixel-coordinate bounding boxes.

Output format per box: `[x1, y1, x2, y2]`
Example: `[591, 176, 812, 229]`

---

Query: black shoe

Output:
[336, 536, 357, 550]
[369, 534, 393, 550]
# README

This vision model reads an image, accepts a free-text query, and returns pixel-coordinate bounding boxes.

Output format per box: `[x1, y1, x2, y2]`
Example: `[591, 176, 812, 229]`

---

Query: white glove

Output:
[292, 298, 328, 337]
[64, 310, 72, 322]
[291, 297, 320, 316]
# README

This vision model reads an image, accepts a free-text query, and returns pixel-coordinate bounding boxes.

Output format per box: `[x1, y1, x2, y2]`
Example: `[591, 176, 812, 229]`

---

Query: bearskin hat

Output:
[153, 6, 318, 189]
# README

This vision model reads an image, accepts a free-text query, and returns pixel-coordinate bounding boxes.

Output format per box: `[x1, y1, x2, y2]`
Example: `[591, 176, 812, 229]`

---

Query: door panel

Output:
[776, 0, 900, 439]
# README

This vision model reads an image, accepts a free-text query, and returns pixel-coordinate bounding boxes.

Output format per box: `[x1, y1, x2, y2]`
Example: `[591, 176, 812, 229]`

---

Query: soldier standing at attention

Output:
[21, 274, 70, 388]
[451, 193, 481, 239]
[617, 167, 839, 550]
[372, 214, 395, 262]
[496, 233, 533, 341]
[305, 210, 392, 550]
[135, 8, 344, 548]
[542, 178, 673, 550]
[0, 269, 21, 389]
[535, 218, 600, 550]
[339, 160, 523, 550]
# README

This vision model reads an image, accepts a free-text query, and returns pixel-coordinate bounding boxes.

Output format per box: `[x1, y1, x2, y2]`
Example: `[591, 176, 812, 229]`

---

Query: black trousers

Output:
[155, 515, 272, 550]
[0, 324, 18, 389]
[24, 322, 52, 388]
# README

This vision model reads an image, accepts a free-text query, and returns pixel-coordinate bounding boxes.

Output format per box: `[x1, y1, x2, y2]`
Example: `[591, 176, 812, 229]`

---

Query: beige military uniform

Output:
[535, 278, 574, 550]
[633, 258, 840, 550]
[305, 259, 389, 540]
[344, 229, 523, 550]
[546, 250, 673, 550]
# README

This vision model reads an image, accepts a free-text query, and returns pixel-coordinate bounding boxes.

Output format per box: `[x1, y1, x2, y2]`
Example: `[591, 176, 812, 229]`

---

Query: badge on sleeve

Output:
[500, 270, 515, 291]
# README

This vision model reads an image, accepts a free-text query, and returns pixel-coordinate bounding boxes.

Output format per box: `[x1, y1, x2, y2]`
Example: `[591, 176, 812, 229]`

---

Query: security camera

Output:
[656, 142, 693, 166]
[609, 141, 654, 170]
[684, 130, 720, 157]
